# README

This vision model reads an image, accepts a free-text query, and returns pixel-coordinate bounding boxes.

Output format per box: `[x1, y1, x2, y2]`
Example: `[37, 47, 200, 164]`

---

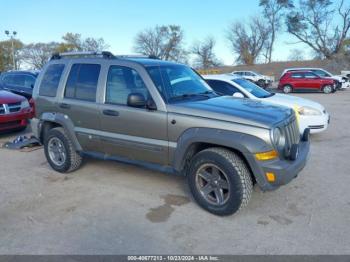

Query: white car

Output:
[232, 71, 272, 88]
[204, 74, 330, 134]
[281, 68, 350, 90]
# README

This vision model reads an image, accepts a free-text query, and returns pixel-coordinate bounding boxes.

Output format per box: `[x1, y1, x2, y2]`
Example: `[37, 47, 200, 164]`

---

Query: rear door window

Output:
[65, 64, 101, 102]
[39, 64, 65, 97]
[291, 73, 303, 78]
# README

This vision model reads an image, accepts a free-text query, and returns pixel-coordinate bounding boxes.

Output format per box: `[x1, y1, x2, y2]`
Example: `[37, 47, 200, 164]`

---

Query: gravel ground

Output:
[0, 91, 349, 255]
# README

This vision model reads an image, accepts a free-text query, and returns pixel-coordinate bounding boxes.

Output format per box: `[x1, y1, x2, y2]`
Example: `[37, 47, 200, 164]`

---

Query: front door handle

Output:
[59, 103, 71, 109]
[103, 109, 119, 116]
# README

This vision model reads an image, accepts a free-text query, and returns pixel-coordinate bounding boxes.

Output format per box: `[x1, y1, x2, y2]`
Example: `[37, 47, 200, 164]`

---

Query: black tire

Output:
[322, 85, 333, 94]
[187, 147, 253, 216]
[283, 84, 293, 94]
[44, 127, 82, 173]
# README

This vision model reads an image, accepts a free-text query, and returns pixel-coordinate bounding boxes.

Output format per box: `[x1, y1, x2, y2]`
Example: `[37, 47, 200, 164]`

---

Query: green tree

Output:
[0, 39, 23, 71]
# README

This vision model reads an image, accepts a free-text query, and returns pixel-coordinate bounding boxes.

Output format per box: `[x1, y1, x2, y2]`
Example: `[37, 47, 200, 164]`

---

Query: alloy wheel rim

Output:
[324, 86, 332, 94]
[195, 164, 230, 206]
[48, 137, 67, 166]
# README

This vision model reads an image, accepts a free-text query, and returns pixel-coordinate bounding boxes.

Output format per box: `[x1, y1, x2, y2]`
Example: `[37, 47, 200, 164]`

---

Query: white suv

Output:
[232, 71, 272, 88]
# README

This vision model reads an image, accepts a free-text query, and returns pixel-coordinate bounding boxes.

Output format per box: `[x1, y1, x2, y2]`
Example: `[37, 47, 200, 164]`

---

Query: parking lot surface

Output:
[0, 91, 349, 255]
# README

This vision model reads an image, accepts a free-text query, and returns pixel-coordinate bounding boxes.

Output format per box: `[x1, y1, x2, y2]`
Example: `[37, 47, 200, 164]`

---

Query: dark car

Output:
[0, 71, 39, 99]
[278, 71, 336, 94]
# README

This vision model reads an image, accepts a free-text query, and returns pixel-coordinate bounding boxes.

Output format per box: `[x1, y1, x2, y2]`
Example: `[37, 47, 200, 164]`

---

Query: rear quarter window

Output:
[39, 64, 65, 97]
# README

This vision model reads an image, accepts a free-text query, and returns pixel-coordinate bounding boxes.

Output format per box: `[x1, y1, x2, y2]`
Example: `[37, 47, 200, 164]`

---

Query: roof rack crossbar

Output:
[50, 51, 115, 60]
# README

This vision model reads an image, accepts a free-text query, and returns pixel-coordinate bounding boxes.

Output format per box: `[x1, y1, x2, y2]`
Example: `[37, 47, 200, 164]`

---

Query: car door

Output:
[303, 72, 320, 90]
[58, 63, 103, 152]
[99, 64, 168, 165]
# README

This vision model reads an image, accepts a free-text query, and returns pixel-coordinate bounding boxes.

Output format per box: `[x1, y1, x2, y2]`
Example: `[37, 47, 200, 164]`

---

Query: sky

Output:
[0, 0, 339, 65]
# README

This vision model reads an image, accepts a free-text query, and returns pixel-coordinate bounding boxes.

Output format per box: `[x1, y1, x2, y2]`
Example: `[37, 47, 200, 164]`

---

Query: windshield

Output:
[312, 69, 332, 77]
[233, 78, 273, 98]
[147, 65, 214, 103]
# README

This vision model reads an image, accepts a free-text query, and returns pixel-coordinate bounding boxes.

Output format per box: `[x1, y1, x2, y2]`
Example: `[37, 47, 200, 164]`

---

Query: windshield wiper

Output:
[170, 92, 212, 102]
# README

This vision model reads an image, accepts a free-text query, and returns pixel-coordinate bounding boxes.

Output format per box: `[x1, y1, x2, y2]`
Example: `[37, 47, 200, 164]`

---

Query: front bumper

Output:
[246, 140, 310, 191]
[298, 113, 330, 134]
[0, 109, 32, 132]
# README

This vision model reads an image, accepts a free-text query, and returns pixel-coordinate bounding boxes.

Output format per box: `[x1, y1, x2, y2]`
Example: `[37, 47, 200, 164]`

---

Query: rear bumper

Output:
[0, 109, 32, 131]
[246, 140, 310, 191]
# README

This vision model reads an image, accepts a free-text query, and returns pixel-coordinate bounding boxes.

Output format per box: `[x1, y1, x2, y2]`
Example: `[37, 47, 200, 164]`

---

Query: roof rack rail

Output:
[116, 54, 160, 60]
[50, 51, 115, 60]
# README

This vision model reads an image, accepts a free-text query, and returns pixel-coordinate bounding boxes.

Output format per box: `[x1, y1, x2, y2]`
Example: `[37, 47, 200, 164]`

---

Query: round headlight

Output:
[272, 127, 286, 150]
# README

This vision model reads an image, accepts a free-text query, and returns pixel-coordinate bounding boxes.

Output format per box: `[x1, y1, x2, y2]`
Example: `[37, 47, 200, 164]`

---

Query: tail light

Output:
[29, 98, 35, 118]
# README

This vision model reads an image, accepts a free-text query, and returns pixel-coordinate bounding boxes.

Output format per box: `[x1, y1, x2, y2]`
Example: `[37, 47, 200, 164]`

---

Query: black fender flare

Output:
[173, 127, 272, 172]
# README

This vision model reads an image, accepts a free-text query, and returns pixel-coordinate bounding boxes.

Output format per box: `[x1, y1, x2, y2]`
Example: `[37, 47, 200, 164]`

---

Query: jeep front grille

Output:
[0, 102, 22, 115]
[281, 115, 300, 157]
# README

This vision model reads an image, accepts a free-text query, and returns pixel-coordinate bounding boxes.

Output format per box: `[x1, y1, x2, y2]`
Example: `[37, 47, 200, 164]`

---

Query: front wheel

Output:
[187, 148, 253, 216]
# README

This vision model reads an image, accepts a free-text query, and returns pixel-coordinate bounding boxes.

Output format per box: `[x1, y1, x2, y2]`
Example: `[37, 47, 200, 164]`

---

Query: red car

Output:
[278, 70, 336, 94]
[0, 90, 33, 132]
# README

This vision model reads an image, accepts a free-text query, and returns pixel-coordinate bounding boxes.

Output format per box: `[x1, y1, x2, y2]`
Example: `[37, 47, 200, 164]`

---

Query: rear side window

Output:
[65, 64, 101, 102]
[39, 64, 65, 97]
[291, 73, 303, 78]
[206, 80, 238, 95]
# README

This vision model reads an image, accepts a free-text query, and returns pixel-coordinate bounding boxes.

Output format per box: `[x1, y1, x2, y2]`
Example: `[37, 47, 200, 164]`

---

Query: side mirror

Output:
[127, 93, 146, 108]
[233, 92, 244, 98]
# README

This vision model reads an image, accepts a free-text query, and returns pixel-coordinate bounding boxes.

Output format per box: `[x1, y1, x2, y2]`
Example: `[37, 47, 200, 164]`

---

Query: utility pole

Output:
[5, 30, 17, 70]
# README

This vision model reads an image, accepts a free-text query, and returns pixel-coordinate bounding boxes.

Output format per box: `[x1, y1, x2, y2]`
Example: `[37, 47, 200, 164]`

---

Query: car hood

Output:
[168, 96, 292, 129]
[0, 90, 25, 104]
[262, 93, 325, 112]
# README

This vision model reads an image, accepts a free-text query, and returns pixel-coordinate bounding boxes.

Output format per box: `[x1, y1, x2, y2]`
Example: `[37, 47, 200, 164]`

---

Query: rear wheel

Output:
[187, 148, 253, 216]
[322, 85, 333, 94]
[44, 127, 82, 173]
[283, 85, 292, 94]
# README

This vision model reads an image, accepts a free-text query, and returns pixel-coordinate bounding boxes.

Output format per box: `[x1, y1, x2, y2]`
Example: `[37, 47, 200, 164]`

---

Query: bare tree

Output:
[20, 42, 59, 70]
[191, 37, 221, 69]
[227, 17, 270, 65]
[286, 0, 350, 59]
[56, 33, 109, 53]
[134, 25, 187, 62]
[260, 0, 293, 63]
[288, 48, 305, 61]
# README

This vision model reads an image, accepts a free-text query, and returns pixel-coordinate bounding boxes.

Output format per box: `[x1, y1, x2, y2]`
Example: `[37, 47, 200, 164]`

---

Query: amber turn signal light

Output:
[265, 172, 276, 182]
[255, 150, 278, 161]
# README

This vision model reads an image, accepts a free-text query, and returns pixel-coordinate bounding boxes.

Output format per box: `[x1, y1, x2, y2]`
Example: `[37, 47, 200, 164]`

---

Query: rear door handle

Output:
[59, 103, 71, 109]
[103, 109, 119, 116]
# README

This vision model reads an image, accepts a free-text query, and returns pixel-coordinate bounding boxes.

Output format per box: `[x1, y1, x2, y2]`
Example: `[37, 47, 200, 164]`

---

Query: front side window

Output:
[146, 65, 214, 103]
[23, 75, 36, 88]
[39, 64, 65, 97]
[65, 64, 100, 102]
[105, 66, 149, 105]
[313, 70, 331, 77]
[233, 78, 272, 98]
